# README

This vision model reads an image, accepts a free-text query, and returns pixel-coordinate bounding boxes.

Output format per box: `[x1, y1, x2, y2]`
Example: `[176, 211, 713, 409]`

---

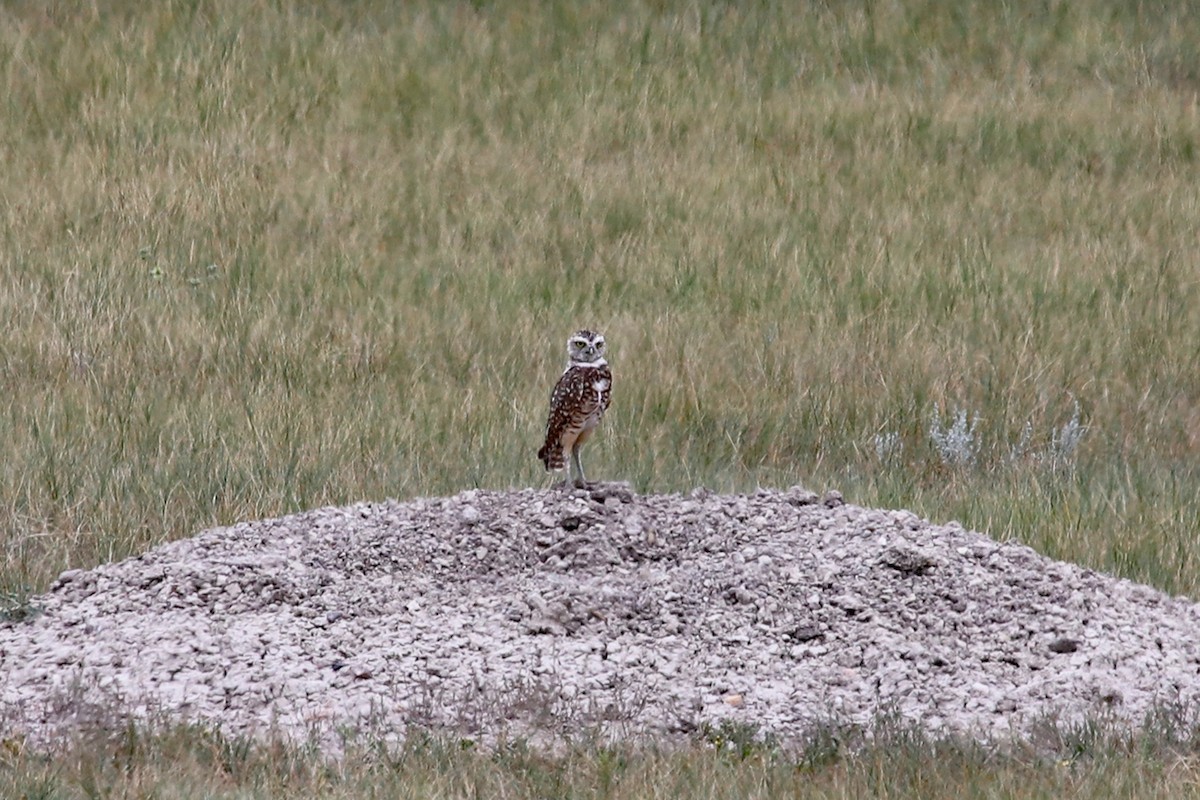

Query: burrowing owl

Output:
[538, 329, 612, 488]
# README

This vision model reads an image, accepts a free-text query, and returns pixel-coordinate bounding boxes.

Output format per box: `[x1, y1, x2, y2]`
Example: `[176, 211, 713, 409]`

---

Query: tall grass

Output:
[4, 0, 1200, 589]
[3, 1, 1200, 792]
[5, 714, 1200, 799]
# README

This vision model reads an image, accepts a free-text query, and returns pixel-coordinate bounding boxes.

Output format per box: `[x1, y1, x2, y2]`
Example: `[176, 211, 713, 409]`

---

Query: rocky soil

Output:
[3, 485, 1200, 752]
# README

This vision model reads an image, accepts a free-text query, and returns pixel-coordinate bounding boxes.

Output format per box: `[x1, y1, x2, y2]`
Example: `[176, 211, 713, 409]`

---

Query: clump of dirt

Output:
[3, 486, 1199, 752]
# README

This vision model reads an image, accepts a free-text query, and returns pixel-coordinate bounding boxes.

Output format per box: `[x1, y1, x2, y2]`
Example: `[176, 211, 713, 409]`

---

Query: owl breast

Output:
[555, 364, 611, 430]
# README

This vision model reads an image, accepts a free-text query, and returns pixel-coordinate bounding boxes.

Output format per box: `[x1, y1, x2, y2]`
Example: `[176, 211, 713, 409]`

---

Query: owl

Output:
[537, 329, 612, 488]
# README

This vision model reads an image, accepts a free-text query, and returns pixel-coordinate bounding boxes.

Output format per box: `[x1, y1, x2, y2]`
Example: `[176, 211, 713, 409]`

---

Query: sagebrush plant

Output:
[3, 0, 1200, 794]
[927, 405, 981, 468]
[1049, 400, 1087, 471]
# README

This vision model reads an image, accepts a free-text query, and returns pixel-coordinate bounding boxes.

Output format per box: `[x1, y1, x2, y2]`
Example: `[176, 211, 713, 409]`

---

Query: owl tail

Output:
[537, 440, 564, 471]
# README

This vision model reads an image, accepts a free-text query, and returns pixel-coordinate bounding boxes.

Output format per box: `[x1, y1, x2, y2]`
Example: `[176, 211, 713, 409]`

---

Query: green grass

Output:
[5, 713, 1200, 799]
[3, 0, 1200, 794]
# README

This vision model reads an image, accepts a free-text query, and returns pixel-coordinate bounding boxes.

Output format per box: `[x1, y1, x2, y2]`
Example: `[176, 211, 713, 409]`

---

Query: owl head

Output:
[566, 329, 606, 365]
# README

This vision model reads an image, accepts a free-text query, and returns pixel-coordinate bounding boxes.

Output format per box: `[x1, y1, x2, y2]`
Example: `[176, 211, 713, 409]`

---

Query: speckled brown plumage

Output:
[538, 330, 611, 485]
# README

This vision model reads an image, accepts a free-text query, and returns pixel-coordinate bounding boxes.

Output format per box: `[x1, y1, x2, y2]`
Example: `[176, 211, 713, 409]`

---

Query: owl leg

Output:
[570, 442, 587, 488]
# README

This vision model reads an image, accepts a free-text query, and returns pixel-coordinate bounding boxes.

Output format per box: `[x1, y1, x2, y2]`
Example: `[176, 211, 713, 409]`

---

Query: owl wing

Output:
[538, 365, 611, 469]
[594, 363, 612, 416]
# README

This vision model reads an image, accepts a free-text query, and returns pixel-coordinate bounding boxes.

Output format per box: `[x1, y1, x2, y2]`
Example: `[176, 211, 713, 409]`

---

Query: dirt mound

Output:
[3, 486, 1199, 751]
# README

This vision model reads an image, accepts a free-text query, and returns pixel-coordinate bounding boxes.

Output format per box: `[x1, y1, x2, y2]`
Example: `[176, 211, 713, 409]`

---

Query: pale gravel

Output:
[2, 485, 1199, 752]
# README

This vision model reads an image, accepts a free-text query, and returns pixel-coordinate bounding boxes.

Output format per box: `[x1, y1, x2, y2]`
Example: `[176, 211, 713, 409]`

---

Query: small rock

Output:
[787, 624, 823, 643]
[590, 483, 635, 503]
[53, 569, 84, 587]
[785, 486, 819, 506]
[880, 544, 938, 576]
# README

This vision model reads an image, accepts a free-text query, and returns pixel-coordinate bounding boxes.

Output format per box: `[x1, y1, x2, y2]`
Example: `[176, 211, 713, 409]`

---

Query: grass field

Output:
[3, 0, 1200, 795]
